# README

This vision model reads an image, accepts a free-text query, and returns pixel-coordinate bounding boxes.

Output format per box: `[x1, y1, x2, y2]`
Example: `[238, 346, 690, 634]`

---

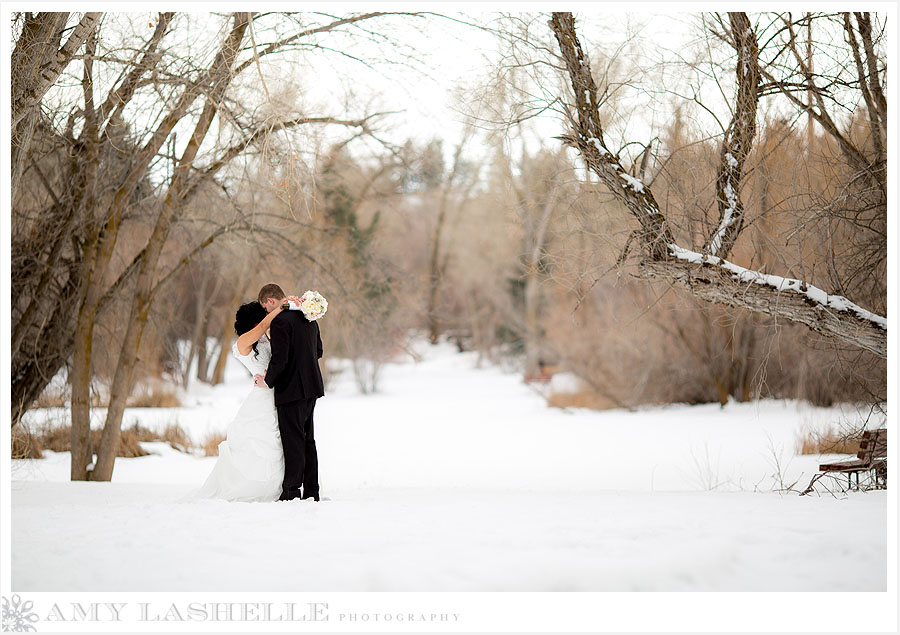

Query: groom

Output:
[254, 283, 325, 502]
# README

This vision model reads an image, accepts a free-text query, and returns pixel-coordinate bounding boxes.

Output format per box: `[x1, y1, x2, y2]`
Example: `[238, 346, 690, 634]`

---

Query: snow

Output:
[725, 151, 739, 168]
[723, 181, 737, 210]
[618, 172, 645, 193]
[12, 340, 888, 591]
[669, 244, 888, 329]
[708, 177, 741, 256]
[708, 182, 737, 256]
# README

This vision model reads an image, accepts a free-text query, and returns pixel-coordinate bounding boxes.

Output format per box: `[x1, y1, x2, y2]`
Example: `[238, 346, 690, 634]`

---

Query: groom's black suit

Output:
[264, 309, 325, 501]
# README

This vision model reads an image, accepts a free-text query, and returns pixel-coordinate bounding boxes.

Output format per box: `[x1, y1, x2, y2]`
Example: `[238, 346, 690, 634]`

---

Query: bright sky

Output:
[6, 5, 887, 184]
[14, 7, 712, 178]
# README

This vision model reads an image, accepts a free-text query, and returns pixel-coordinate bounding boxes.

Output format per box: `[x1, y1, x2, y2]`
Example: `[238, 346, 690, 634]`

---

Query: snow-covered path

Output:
[12, 341, 888, 591]
[11, 480, 886, 591]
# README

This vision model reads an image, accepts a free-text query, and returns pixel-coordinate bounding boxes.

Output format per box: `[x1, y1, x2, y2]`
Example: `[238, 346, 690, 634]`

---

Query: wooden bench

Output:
[802, 428, 887, 494]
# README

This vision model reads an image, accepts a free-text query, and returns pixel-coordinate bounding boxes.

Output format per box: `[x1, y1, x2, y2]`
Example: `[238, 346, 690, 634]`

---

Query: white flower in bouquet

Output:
[286, 290, 328, 321]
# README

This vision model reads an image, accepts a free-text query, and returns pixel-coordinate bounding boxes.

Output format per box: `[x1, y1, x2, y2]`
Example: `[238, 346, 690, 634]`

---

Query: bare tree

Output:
[425, 126, 480, 344]
[548, 11, 886, 359]
[10, 10, 430, 481]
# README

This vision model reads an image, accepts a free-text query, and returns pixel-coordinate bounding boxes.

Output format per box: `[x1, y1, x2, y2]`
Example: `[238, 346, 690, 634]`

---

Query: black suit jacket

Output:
[264, 310, 325, 405]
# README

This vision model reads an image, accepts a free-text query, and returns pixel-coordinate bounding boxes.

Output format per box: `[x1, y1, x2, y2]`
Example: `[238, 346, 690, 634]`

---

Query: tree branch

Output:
[548, 11, 886, 358]
[704, 12, 760, 259]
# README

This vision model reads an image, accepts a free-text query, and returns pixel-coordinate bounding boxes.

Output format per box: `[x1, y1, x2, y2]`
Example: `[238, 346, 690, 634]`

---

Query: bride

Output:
[183, 298, 296, 503]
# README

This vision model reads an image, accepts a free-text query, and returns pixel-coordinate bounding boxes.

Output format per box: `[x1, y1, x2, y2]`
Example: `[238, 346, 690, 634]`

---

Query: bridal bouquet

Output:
[283, 290, 328, 321]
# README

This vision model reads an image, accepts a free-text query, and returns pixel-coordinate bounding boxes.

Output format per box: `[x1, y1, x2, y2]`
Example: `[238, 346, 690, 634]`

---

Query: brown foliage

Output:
[126, 388, 181, 408]
[547, 391, 619, 411]
[201, 431, 227, 457]
[131, 423, 193, 453]
[11, 421, 199, 459]
[795, 427, 862, 456]
[11, 425, 44, 459]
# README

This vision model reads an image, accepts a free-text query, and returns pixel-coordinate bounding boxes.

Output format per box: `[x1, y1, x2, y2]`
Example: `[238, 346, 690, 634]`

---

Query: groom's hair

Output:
[257, 283, 286, 304]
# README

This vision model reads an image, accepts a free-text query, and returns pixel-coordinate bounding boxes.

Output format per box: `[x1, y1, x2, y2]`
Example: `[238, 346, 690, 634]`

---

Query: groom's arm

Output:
[264, 317, 290, 389]
[316, 322, 323, 359]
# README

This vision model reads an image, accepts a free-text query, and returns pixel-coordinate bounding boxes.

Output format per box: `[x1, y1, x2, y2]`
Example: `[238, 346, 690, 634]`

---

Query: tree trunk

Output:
[11, 12, 102, 201]
[91, 13, 250, 482]
[209, 331, 233, 387]
[183, 279, 210, 386]
[427, 204, 448, 344]
[195, 316, 210, 383]
[705, 12, 758, 260]
[70, 233, 100, 481]
[70, 314, 97, 480]
[210, 274, 252, 385]
[523, 264, 541, 376]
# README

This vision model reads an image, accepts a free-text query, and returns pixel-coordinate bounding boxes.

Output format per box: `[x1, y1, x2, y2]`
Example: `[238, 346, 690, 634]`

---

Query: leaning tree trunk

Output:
[548, 12, 886, 359]
[635, 258, 886, 358]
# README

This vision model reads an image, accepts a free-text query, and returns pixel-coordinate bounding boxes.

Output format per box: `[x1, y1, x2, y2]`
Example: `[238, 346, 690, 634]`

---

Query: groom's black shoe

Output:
[278, 489, 302, 502]
[301, 494, 320, 502]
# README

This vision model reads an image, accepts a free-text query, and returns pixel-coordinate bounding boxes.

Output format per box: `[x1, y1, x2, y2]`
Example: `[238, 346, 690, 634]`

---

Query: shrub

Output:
[10, 420, 197, 459]
[795, 426, 862, 455]
[201, 431, 227, 457]
[126, 389, 181, 408]
[11, 425, 43, 459]
[547, 390, 618, 410]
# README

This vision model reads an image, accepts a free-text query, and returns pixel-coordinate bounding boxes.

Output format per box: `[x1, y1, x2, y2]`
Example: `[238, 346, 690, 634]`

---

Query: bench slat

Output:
[818, 460, 870, 471]
[856, 429, 887, 460]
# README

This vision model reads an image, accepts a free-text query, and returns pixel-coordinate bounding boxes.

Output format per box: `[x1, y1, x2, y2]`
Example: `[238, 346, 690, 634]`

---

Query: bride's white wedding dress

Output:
[183, 334, 284, 502]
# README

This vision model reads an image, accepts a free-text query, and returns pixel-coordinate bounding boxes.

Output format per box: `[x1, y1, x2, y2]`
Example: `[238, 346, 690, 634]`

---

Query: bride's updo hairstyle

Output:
[234, 301, 268, 356]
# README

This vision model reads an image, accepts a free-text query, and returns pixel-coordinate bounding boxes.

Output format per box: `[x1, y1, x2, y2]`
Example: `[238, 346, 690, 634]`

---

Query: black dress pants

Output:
[276, 397, 319, 501]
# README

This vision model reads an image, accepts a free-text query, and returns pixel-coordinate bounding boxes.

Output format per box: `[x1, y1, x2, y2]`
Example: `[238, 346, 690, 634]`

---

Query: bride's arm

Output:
[235, 306, 282, 355]
[234, 296, 300, 355]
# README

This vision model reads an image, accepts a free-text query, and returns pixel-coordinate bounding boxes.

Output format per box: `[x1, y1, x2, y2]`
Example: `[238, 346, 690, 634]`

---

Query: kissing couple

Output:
[184, 283, 325, 503]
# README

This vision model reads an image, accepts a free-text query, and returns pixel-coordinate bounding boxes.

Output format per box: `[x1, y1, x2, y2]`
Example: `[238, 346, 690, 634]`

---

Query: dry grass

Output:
[126, 388, 181, 408]
[35, 423, 78, 453]
[795, 427, 862, 455]
[201, 431, 227, 457]
[115, 427, 152, 458]
[21, 424, 151, 458]
[547, 390, 619, 410]
[11, 420, 199, 459]
[33, 389, 68, 408]
[132, 422, 193, 453]
[11, 424, 43, 459]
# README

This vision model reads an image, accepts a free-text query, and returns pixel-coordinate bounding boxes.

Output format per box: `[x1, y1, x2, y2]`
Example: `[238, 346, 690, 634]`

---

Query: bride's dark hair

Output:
[234, 301, 268, 357]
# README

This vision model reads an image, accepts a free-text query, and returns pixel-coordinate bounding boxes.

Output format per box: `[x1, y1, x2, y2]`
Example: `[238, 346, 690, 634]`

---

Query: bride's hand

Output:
[266, 302, 285, 321]
[285, 295, 300, 305]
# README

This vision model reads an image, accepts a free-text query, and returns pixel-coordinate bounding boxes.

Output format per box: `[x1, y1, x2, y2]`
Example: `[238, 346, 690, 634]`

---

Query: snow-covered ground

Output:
[12, 340, 888, 591]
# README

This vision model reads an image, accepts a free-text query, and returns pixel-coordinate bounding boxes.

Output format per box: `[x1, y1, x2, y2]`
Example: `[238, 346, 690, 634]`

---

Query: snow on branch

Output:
[704, 13, 759, 260]
[668, 244, 886, 330]
[550, 12, 886, 358]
